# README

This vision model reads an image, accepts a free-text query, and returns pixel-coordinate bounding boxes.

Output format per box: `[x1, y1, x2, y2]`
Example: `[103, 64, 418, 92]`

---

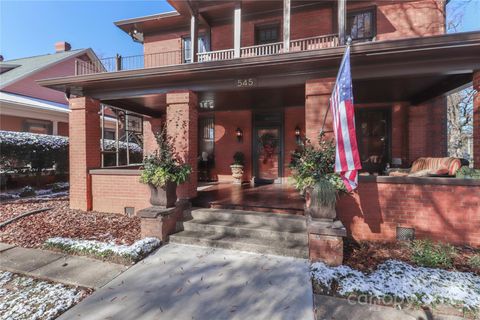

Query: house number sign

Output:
[235, 78, 257, 88]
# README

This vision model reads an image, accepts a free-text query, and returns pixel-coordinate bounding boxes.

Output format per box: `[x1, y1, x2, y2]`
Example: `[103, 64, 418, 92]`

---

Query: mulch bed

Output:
[0, 198, 140, 248]
[343, 239, 480, 275]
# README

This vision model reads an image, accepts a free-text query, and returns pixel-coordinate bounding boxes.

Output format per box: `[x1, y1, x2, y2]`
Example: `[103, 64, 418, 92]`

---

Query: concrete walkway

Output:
[0, 243, 127, 289]
[59, 243, 314, 320]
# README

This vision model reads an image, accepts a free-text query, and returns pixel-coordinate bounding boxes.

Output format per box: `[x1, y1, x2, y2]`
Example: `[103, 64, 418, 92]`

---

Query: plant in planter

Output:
[289, 133, 346, 219]
[230, 152, 245, 184]
[140, 128, 192, 207]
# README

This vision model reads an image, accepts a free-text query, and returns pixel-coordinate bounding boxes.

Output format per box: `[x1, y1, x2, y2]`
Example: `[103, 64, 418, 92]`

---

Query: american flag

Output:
[330, 45, 362, 192]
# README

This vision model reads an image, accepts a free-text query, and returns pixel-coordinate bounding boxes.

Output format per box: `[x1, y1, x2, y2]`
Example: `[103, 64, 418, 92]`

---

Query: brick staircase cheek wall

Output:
[337, 181, 480, 247]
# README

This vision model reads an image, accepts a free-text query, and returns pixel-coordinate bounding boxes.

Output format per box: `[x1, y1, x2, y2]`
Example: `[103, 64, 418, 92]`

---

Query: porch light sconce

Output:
[236, 128, 243, 142]
[295, 126, 301, 144]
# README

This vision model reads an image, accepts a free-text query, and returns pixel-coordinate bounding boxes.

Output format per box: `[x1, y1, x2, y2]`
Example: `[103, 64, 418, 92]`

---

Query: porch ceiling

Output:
[38, 31, 480, 115]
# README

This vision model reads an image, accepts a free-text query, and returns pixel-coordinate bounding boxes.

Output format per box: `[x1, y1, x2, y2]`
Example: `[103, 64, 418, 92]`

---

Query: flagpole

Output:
[319, 37, 352, 136]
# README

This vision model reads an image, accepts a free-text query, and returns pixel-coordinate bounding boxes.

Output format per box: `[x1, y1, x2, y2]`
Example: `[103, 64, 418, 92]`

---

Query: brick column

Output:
[69, 97, 101, 211]
[143, 116, 163, 156]
[305, 78, 335, 146]
[474, 70, 480, 169]
[166, 91, 198, 199]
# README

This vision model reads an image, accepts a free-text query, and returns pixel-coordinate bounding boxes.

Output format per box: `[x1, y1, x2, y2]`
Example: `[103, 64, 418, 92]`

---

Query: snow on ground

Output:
[45, 237, 161, 261]
[0, 271, 88, 320]
[311, 259, 480, 310]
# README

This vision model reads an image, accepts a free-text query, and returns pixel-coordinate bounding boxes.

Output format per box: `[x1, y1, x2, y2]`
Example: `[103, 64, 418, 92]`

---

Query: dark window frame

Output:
[254, 23, 281, 45]
[347, 7, 376, 42]
[23, 119, 53, 135]
[182, 34, 209, 63]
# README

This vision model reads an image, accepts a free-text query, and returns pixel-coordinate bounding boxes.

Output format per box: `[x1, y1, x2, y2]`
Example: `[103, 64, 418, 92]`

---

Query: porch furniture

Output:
[388, 157, 462, 177]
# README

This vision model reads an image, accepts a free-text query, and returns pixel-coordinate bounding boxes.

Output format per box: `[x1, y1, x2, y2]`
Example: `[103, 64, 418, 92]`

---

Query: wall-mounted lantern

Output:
[295, 126, 301, 144]
[236, 127, 243, 142]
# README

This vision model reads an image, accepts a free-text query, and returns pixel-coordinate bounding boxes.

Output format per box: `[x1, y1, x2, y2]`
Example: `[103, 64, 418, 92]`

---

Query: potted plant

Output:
[140, 128, 192, 207]
[289, 133, 346, 219]
[230, 151, 245, 184]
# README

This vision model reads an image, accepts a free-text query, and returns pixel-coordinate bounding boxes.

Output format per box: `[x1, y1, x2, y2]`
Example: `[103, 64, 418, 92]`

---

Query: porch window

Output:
[182, 36, 208, 63]
[355, 108, 391, 174]
[100, 105, 144, 168]
[255, 24, 280, 45]
[347, 8, 375, 41]
[23, 119, 52, 135]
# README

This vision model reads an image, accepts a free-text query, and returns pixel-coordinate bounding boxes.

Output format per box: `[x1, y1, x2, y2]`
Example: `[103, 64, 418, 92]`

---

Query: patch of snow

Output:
[0, 271, 87, 320]
[311, 260, 480, 310]
[45, 237, 161, 261]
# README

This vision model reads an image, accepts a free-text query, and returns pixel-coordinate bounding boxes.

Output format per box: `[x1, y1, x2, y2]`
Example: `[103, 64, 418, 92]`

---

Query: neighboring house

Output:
[38, 1, 480, 250]
[0, 42, 97, 136]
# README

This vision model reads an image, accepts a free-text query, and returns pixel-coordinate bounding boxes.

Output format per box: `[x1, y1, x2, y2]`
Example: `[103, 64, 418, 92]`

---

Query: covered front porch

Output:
[38, 31, 480, 251]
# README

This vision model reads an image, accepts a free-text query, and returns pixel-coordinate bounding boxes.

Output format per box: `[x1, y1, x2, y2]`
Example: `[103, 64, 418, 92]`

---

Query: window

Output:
[355, 108, 391, 174]
[198, 116, 215, 181]
[347, 9, 375, 41]
[255, 24, 280, 45]
[183, 36, 208, 63]
[100, 105, 143, 167]
[23, 119, 52, 135]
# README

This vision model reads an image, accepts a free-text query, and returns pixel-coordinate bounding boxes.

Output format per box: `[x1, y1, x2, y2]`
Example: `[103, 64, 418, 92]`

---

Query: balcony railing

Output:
[75, 34, 339, 76]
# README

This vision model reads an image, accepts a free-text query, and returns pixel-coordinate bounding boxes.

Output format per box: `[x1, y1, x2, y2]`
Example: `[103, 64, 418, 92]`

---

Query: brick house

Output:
[0, 42, 99, 136]
[39, 0, 480, 256]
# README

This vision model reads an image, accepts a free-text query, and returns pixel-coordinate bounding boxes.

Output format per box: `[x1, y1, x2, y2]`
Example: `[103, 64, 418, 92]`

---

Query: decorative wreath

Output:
[260, 133, 278, 164]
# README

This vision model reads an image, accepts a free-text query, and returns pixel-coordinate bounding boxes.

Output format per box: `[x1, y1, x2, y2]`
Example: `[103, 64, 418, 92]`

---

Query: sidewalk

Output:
[0, 242, 127, 289]
[58, 243, 315, 320]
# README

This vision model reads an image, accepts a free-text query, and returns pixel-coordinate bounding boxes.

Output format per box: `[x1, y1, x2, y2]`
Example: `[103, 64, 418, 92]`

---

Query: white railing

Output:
[289, 34, 339, 52]
[241, 42, 284, 57]
[197, 49, 235, 62]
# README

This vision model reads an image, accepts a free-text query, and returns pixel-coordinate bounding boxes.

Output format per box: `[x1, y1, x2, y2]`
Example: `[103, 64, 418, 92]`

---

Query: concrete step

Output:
[188, 208, 307, 230]
[179, 218, 308, 244]
[169, 230, 309, 259]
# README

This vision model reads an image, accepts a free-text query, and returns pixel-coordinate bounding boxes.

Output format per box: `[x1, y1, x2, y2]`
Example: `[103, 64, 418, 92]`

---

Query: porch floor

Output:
[193, 183, 305, 215]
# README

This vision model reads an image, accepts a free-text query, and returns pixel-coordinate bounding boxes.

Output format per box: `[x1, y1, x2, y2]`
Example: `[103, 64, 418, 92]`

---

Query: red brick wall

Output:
[284, 107, 305, 177]
[91, 172, 150, 215]
[408, 96, 447, 164]
[337, 179, 480, 247]
[58, 121, 68, 136]
[214, 110, 252, 182]
[305, 78, 335, 146]
[0, 115, 24, 132]
[143, 0, 445, 55]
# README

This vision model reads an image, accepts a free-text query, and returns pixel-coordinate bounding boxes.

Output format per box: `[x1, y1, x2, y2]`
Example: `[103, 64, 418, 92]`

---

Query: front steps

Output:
[169, 208, 309, 259]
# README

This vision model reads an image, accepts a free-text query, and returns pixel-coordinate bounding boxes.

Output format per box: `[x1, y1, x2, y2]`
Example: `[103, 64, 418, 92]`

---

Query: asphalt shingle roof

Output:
[0, 49, 85, 89]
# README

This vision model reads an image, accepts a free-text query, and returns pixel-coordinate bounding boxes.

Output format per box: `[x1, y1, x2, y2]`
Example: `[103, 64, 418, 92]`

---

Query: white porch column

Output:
[338, 0, 346, 45]
[190, 13, 199, 62]
[283, 0, 291, 52]
[234, 3, 242, 58]
[52, 120, 58, 135]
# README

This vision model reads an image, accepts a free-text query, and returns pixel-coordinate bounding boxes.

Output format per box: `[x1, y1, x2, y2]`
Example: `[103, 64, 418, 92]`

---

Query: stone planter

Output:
[304, 187, 337, 220]
[148, 181, 177, 208]
[230, 164, 244, 184]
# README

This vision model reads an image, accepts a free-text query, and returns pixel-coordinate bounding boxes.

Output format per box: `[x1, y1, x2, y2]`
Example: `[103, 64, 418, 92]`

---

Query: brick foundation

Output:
[337, 177, 480, 247]
[90, 169, 150, 215]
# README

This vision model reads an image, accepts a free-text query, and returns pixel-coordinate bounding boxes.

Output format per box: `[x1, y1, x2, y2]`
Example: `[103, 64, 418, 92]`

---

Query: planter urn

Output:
[304, 187, 337, 220]
[230, 164, 244, 184]
[148, 181, 177, 208]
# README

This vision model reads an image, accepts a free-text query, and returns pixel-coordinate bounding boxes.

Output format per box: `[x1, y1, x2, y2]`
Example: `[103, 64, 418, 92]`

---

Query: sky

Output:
[0, 0, 479, 61]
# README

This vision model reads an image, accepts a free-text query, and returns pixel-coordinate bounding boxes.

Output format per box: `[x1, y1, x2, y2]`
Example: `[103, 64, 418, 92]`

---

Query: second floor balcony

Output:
[75, 34, 339, 76]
